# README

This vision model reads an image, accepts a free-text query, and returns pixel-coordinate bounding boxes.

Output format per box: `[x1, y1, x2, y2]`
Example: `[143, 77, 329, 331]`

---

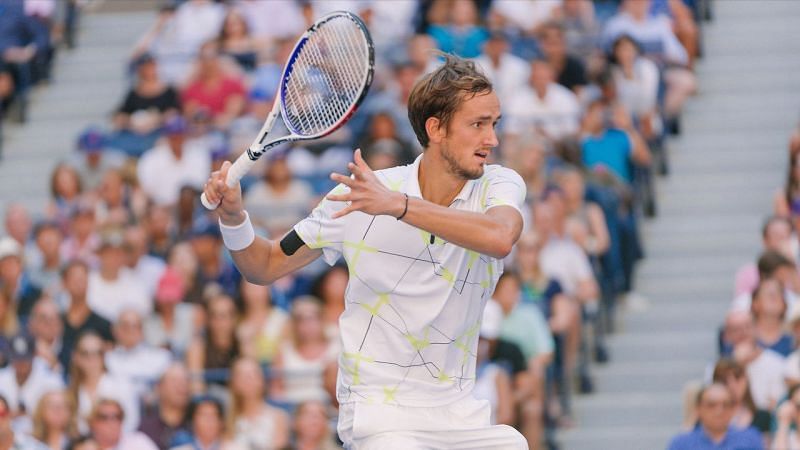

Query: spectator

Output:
[111, 53, 181, 158]
[181, 41, 246, 130]
[244, 153, 314, 238]
[91, 168, 137, 231]
[537, 21, 588, 94]
[105, 310, 172, 399]
[310, 265, 348, 339]
[31, 390, 72, 450]
[59, 203, 99, 268]
[136, 116, 210, 207]
[236, 279, 288, 367]
[228, 357, 290, 450]
[609, 35, 661, 142]
[67, 332, 139, 434]
[124, 224, 166, 300]
[58, 260, 112, 370]
[26, 221, 63, 293]
[86, 230, 151, 322]
[169, 395, 243, 450]
[491, 272, 553, 446]
[46, 163, 83, 227]
[775, 384, 800, 450]
[0, 235, 40, 320]
[749, 279, 793, 357]
[730, 312, 785, 411]
[602, 0, 696, 127]
[3, 203, 32, 249]
[68, 127, 125, 193]
[143, 268, 196, 358]
[356, 111, 418, 168]
[233, 0, 305, 42]
[667, 383, 763, 450]
[555, 167, 610, 258]
[216, 9, 264, 72]
[775, 151, 800, 220]
[28, 299, 64, 372]
[0, 333, 63, 419]
[580, 99, 651, 185]
[560, 0, 599, 60]
[186, 293, 241, 394]
[488, 0, 562, 38]
[474, 299, 515, 426]
[289, 400, 341, 450]
[505, 59, 581, 142]
[143, 205, 174, 260]
[711, 359, 771, 438]
[138, 363, 191, 450]
[271, 296, 338, 405]
[188, 221, 240, 299]
[427, 0, 488, 59]
[0, 0, 49, 90]
[0, 393, 49, 449]
[87, 398, 157, 450]
[67, 436, 100, 450]
[734, 217, 796, 297]
[472, 31, 529, 112]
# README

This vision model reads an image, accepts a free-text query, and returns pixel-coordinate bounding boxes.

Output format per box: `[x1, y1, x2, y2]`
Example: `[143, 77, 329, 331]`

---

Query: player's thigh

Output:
[454, 424, 529, 450]
[351, 431, 428, 450]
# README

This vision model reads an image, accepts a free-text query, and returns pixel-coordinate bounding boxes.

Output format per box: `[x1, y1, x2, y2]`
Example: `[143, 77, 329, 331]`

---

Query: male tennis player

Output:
[203, 55, 527, 449]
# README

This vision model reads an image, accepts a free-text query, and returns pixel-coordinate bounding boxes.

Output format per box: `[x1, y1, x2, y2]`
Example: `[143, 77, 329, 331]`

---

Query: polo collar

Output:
[402, 154, 479, 204]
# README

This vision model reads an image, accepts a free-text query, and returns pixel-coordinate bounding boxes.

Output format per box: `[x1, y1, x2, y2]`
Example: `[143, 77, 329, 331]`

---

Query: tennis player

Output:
[203, 54, 527, 449]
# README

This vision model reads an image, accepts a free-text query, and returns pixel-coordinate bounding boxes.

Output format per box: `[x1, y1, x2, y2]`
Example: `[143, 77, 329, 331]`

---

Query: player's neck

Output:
[418, 152, 468, 207]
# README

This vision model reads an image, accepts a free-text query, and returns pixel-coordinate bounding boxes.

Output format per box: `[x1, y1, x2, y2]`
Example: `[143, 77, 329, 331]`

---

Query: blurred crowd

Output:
[665, 126, 800, 450]
[0, 0, 710, 449]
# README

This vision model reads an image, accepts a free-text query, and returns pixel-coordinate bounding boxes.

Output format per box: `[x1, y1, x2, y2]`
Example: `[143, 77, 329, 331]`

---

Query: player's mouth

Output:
[474, 150, 489, 162]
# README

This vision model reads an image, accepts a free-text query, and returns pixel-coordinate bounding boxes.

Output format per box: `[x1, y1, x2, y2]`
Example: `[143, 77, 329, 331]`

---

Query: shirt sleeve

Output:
[293, 183, 349, 266]
[480, 166, 526, 214]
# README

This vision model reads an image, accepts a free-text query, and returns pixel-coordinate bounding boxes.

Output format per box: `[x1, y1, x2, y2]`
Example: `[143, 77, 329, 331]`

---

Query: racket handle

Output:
[201, 152, 258, 210]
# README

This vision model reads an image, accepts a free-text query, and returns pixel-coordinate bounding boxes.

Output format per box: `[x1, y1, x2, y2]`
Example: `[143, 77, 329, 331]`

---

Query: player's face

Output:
[440, 91, 501, 180]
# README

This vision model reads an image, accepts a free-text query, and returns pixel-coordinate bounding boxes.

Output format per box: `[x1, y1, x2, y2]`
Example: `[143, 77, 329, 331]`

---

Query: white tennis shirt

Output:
[294, 155, 525, 407]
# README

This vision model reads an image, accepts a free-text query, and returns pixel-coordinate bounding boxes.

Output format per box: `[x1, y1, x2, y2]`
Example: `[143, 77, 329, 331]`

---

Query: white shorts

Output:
[337, 395, 528, 450]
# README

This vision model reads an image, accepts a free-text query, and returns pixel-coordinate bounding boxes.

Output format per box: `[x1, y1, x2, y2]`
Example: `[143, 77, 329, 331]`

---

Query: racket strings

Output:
[283, 15, 369, 136]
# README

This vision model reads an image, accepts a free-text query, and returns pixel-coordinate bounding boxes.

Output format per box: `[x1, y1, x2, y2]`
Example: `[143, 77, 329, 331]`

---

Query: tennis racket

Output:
[201, 11, 374, 210]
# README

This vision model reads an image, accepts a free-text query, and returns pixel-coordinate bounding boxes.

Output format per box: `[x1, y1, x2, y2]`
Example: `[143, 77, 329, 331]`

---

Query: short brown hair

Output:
[407, 53, 492, 148]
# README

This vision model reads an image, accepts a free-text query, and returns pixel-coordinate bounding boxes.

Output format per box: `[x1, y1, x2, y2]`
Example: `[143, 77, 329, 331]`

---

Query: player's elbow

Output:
[487, 235, 515, 259]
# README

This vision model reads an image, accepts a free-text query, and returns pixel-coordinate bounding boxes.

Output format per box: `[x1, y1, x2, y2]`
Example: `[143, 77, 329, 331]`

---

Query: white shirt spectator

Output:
[504, 83, 580, 140]
[87, 268, 152, 322]
[106, 344, 172, 399]
[613, 58, 660, 116]
[137, 139, 210, 206]
[234, 0, 306, 40]
[539, 236, 594, 297]
[747, 348, 787, 410]
[77, 373, 140, 434]
[473, 53, 530, 111]
[114, 431, 160, 450]
[130, 255, 166, 300]
[0, 358, 63, 415]
[602, 12, 688, 66]
[490, 0, 562, 33]
[143, 303, 196, 359]
[244, 179, 314, 237]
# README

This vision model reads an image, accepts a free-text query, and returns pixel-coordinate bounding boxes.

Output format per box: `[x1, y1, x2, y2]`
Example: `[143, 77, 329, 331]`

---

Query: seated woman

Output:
[217, 9, 267, 72]
[228, 358, 290, 450]
[110, 54, 181, 157]
[186, 293, 242, 394]
[181, 41, 247, 130]
[270, 297, 339, 406]
[170, 396, 244, 450]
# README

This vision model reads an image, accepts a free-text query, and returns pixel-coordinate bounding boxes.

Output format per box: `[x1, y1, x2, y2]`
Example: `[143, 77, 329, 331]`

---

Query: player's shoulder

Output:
[374, 161, 416, 189]
[482, 164, 524, 185]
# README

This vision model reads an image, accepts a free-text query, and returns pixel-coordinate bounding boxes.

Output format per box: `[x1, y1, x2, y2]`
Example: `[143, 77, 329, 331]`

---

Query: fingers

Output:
[331, 205, 355, 220]
[353, 148, 372, 172]
[326, 193, 350, 202]
[204, 161, 233, 206]
[330, 172, 355, 187]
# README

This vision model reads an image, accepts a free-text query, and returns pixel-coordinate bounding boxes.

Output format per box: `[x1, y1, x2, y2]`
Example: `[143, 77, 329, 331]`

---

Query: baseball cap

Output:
[163, 115, 188, 135]
[132, 52, 156, 69]
[7, 334, 35, 362]
[480, 299, 503, 340]
[77, 127, 107, 153]
[190, 220, 221, 240]
[0, 237, 21, 261]
[156, 267, 185, 304]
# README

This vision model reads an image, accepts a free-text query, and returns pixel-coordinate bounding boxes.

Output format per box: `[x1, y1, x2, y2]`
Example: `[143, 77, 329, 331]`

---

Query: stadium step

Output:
[559, 1, 800, 449]
[0, 10, 155, 215]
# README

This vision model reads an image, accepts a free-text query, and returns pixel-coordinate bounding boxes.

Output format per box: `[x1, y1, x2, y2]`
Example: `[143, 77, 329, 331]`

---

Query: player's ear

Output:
[425, 116, 444, 145]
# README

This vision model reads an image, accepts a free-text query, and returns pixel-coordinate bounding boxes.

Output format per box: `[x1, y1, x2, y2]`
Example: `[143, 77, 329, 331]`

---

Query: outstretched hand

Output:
[327, 149, 404, 219]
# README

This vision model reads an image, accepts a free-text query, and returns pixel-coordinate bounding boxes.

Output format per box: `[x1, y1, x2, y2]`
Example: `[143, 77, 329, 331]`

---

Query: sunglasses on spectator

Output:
[95, 412, 122, 422]
[78, 348, 104, 358]
[701, 400, 733, 409]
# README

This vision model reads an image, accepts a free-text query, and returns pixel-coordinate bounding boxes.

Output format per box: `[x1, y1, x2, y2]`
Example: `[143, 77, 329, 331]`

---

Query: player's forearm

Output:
[228, 236, 275, 285]
[399, 196, 517, 259]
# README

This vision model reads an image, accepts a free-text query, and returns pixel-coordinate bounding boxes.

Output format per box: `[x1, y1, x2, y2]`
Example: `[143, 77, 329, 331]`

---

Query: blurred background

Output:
[0, 0, 799, 449]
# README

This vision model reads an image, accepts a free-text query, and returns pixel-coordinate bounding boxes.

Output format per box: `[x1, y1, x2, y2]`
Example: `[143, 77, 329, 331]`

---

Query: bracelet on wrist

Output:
[396, 193, 409, 221]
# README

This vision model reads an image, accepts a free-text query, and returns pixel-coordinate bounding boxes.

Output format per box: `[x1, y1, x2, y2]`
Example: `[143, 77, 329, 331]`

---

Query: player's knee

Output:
[494, 424, 530, 450]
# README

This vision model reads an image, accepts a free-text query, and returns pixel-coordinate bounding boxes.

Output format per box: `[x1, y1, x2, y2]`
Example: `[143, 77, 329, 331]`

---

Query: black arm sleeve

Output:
[280, 229, 307, 256]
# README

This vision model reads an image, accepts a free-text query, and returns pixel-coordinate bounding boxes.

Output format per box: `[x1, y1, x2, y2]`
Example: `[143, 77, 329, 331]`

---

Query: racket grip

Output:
[200, 152, 258, 210]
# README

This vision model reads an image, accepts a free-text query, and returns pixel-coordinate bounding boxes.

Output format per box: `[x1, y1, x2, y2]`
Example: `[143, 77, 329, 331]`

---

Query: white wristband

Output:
[219, 211, 255, 251]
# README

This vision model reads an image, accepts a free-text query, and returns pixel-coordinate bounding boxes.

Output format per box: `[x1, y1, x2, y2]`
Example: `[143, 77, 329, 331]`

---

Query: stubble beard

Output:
[441, 141, 484, 181]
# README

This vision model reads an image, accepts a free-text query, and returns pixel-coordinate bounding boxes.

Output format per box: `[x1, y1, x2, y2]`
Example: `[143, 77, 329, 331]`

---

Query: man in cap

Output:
[87, 230, 150, 322]
[189, 220, 240, 298]
[0, 333, 63, 419]
[69, 126, 125, 191]
[137, 115, 210, 206]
